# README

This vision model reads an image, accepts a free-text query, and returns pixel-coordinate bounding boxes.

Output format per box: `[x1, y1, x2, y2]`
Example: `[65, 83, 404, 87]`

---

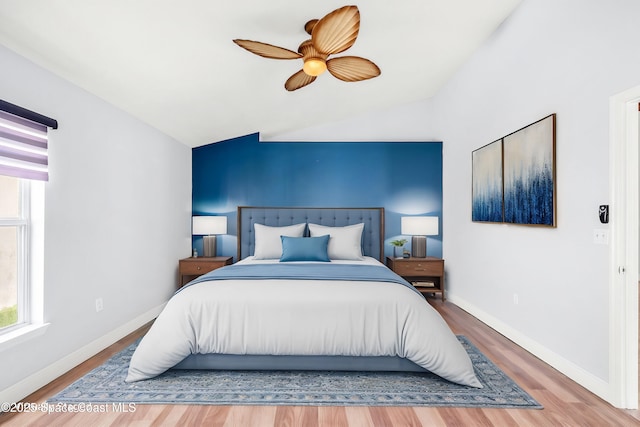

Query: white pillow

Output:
[308, 223, 364, 260]
[253, 223, 306, 259]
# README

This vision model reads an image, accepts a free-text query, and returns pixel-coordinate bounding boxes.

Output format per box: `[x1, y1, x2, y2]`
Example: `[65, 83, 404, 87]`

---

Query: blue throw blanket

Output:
[178, 263, 423, 298]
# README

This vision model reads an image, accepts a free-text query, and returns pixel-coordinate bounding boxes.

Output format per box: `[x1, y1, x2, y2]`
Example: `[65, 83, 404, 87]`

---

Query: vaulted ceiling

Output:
[0, 0, 521, 147]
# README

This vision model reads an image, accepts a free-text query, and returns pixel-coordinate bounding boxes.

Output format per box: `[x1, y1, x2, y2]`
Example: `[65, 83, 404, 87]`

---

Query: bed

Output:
[126, 206, 481, 387]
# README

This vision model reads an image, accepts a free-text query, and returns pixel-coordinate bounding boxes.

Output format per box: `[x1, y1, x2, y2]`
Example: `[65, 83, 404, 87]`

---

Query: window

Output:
[0, 100, 56, 340]
[0, 175, 29, 331]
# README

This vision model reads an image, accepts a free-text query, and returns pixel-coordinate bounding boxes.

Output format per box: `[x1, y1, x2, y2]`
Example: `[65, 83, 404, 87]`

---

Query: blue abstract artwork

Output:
[503, 115, 556, 226]
[472, 139, 503, 222]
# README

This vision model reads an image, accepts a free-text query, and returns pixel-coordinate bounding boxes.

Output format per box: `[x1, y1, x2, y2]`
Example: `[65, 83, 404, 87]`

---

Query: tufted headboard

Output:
[237, 206, 385, 262]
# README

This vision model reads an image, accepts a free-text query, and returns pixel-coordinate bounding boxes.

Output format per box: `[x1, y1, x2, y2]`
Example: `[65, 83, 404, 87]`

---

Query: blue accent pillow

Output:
[280, 235, 330, 262]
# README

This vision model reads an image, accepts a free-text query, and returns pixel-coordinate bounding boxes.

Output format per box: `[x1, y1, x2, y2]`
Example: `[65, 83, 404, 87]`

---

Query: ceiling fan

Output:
[233, 5, 381, 91]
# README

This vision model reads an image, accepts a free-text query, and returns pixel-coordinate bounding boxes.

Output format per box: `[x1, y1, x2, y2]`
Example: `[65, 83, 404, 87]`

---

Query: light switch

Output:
[593, 229, 609, 245]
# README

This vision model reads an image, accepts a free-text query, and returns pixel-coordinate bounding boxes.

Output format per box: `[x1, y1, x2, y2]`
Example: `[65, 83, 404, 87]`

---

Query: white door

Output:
[609, 85, 640, 409]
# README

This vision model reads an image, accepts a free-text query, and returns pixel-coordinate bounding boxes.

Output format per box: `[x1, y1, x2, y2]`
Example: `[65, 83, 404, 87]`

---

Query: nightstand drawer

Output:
[180, 260, 226, 275]
[178, 256, 233, 287]
[393, 260, 443, 277]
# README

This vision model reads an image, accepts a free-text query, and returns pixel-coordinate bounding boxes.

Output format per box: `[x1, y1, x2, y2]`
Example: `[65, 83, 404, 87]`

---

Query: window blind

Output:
[0, 100, 57, 182]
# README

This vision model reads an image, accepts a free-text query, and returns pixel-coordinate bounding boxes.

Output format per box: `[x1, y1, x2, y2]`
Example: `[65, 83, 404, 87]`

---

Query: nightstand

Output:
[178, 256, 233, 287]
[386, 256, 445, 301]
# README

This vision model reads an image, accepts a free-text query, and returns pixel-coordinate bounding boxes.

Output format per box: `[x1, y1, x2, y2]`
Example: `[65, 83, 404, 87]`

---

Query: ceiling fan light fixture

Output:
[303, 58, 327, 76]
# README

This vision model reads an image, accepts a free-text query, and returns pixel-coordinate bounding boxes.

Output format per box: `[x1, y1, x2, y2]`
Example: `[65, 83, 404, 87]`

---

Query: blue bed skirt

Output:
[172, 354, 428, 372]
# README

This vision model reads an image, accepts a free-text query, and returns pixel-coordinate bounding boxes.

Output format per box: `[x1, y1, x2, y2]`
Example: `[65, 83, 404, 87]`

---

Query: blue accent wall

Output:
[192, 133, 443, 260]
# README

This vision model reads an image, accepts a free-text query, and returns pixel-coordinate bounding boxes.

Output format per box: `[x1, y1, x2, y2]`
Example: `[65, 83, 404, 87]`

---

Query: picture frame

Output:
[471, 114, 556, 227]
[503, 114, 556, 226]
[472, 139, 504, 223]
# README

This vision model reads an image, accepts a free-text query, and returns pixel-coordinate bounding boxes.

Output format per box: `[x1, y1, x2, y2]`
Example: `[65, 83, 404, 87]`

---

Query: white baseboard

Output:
[0, 303, 164, 406]
[448, 294, 612, 404]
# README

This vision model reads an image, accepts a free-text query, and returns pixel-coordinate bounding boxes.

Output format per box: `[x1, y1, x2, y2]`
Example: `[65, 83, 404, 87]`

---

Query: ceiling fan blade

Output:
[311, 5, 360, 55]
[233, 39, 302, 60]
[285, 70, 317, 91]
[326, 56, 381, 82]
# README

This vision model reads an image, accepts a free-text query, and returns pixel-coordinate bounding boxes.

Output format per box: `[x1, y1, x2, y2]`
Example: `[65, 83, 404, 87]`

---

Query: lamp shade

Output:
[401, 216, 439, 236]
[192, 216, 227, 235]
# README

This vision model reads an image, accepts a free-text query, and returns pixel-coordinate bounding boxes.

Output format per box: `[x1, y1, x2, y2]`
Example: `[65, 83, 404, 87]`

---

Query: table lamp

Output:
[192, 216, 227, 257]
[401, 216, 439, 258]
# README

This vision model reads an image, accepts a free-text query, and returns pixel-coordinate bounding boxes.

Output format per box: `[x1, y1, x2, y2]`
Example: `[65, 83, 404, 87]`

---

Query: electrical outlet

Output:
[593, 229, 609, 245]
[513, 293, 519, 305]
[95, 298, 103, 312]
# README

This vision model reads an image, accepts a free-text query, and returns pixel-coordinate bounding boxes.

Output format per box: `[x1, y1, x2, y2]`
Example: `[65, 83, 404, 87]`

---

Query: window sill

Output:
[0, 323, 50, 353]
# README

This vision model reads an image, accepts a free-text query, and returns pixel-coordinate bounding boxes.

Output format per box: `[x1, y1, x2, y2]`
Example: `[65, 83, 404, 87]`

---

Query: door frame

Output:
[609, 84, 640, 408]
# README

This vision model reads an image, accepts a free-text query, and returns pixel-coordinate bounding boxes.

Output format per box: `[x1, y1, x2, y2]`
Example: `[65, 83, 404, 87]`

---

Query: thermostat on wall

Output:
[599, 205, 609, 224]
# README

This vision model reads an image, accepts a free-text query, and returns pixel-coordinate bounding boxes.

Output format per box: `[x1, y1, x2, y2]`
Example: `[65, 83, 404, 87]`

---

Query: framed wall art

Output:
[472, 114, 556, 227]
[503, 114, 556, 226]
[472, 139, 504, 223]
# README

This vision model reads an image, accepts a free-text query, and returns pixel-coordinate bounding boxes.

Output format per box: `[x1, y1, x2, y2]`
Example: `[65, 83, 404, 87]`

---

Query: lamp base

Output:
[202, 235, 217, 257]
[411, 235, 427, 258]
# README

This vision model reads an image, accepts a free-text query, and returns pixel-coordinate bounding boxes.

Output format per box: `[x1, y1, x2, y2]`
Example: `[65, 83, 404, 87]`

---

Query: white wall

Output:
[435, 0, 640, 388]
[264, 99, 437, 142]
[272, 0, 640, 402]
[0, 45, 192, 401]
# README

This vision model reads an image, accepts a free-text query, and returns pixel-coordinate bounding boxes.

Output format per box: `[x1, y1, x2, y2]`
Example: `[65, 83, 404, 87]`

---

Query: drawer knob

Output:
[197, 266, 201, 270]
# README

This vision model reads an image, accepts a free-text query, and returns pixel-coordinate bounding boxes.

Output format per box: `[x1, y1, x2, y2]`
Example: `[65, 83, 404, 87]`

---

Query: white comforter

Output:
[126, 257, 481, 387]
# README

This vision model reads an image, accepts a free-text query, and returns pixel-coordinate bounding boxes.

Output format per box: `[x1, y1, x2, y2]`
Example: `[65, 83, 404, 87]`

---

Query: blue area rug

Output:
[48, 336, 541, 408]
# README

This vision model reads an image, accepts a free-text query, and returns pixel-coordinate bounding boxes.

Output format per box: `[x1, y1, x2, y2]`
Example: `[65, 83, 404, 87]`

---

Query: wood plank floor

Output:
[2, 299, 640, 426]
